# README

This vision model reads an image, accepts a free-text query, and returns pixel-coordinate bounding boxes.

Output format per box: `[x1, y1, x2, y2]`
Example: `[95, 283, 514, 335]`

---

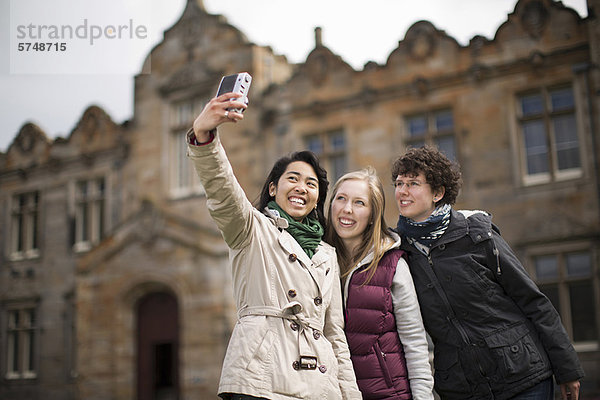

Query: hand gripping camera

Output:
[216, 72, 252, 113]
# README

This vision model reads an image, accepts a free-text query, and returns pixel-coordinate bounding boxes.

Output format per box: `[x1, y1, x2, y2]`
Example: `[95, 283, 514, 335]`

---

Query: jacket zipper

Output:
[374, 342, 393, 387]
[428, 253, 488, 378]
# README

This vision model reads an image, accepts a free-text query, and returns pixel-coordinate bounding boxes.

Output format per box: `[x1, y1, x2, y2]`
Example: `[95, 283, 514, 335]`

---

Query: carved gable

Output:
[4, 123, 50, 170]
[495, 0, 586, 54]
[67, 105, 122, 153]
[386, 20, 461, 74]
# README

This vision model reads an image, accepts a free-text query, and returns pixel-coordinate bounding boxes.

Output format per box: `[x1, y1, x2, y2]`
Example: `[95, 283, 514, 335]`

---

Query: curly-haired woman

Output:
[392, 146, 584, 400]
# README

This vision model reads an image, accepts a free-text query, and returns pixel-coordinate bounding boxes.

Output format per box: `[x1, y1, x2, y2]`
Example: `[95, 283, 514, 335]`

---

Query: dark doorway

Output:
[137, 291, 179, 400]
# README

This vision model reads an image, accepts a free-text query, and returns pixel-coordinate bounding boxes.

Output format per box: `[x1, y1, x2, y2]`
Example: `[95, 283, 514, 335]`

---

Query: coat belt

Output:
[238, 302, 323, 367]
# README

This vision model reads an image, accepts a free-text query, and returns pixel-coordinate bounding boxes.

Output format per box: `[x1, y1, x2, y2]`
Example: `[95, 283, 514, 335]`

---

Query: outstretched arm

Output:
[187, 93, 254, 249]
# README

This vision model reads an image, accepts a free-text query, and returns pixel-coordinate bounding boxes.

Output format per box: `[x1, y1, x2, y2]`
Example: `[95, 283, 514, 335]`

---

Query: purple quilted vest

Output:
[345, 249, 412, 400]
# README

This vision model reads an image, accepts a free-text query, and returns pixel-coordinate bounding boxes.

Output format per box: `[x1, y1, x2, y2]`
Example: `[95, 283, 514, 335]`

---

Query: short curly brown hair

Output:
[391, 146, 462, 206]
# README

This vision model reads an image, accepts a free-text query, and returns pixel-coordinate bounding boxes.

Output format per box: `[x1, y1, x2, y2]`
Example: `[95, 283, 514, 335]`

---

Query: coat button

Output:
[318, 365, 327, 373]
[292, 361, 300, 370]
[326, 268, 330, 275]
[439, 244, 446, 250]
[288, 289, 297, 298]
[289, 253, 297, 262]
[290, 322, 299, 331]
[313, 330, 321, 340]
[314, 296, 322, 306]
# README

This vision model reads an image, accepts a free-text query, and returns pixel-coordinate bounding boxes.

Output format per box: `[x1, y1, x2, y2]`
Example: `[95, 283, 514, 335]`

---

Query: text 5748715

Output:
[18, 42, 67, 52]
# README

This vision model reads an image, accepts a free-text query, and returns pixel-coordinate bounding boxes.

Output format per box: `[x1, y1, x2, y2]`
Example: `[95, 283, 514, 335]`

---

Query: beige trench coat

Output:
[187, 132, 361, 400]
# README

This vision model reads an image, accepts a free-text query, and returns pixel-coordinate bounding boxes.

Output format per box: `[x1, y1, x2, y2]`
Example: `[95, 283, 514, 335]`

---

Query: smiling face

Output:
[330, 179, 372, 252]
[269, 161, 319, 221]
[394, 172, 444, 222]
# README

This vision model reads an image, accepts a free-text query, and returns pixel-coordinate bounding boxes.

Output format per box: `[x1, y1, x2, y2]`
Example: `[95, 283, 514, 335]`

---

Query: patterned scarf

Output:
[267, 201, 324, 259]
[396, 204, 452, 247]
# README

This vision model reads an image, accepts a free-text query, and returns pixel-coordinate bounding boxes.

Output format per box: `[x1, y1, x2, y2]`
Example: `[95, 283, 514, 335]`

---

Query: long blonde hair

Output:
[325, 167, 395, 284]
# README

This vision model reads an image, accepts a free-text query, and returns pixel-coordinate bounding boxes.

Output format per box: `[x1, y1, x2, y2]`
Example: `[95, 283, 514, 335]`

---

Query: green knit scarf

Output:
[267, 201, 324, 258]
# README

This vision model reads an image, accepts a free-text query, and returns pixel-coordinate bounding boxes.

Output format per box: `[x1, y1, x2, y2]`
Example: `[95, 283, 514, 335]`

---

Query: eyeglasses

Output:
[393, 179, 428, 190]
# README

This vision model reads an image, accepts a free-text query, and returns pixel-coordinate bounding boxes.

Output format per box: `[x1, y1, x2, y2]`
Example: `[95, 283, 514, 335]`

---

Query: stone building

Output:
[1, 0, 599, 399]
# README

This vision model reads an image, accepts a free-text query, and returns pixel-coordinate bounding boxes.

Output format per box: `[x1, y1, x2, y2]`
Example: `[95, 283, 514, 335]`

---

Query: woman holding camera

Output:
[186, 92, 361, 400]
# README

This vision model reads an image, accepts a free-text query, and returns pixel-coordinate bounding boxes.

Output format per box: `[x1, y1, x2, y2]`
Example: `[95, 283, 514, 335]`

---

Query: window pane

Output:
[16, 212, 24, 252]
[81, 202, 89, 241]
[553, 114, 580, 171]
[566, 252, 591, 277]
[177, 132, 189, 188]
[97, 178, 105, 195]
[329, 131, 345, 151]
[305, 136, 323, 154]
[25, 310, 35, 327]
[8, 311, 20, 373]
[435, 136, 456, 161]
[434, 110, 453, 132]
[521, 93, 544, 116]
[78, 181, 87, 196]
[539, 284, 560, 313]
[534, 255, 558, 280]
[179, 103, 192, 126]
[550, 88, 574, 111]
[26, 329, 35, 372]
[569, 281, 598, 341]
[8, 311, 18, 328]
[330, 155, 347, 182]
[407, 115, 427, 137]
[523, 120, 549, 175]
[10, 330, 19, 372]
[97, 199, 105, 241]
[31, 209, 38, 250]
[408, 140, 425, 149]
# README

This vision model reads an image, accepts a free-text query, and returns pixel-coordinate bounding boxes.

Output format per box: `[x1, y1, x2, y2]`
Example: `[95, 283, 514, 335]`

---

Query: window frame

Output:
[404, 108, 458, 162]
[526, 244, 598, 350]
[9, 191, 40, 261]
[304, 129, 348, 182]
[5, 305, 38, 380]
[169, 98, 207, 199]
[73, 177, 106, 253]
[516, 84, 582, 186]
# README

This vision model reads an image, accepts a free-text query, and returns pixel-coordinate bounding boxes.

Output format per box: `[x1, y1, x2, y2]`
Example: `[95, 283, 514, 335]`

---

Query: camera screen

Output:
[217, 75, 237, 96]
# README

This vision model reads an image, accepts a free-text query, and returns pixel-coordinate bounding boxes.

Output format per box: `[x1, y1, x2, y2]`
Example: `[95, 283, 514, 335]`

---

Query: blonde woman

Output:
[326, 167, 434, 400]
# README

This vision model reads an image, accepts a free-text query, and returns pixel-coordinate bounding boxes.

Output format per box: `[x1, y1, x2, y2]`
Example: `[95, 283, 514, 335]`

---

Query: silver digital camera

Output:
[216, 72, 252, 113]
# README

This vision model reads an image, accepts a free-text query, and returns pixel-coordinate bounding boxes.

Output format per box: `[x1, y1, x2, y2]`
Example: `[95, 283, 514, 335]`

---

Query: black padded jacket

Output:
[397, 209, 584, 400]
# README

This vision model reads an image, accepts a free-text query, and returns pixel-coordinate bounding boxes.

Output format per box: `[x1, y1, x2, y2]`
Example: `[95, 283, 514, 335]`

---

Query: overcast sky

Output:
[0, 0, 588, 152]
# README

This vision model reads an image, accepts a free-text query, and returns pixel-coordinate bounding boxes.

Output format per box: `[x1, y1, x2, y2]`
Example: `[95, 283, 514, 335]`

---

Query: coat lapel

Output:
[277, 230, 324, 293]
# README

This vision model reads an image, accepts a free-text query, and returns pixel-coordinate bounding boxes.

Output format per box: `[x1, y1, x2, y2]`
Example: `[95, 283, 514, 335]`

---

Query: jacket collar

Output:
[264, 207, 289, 229]
[399, 208, 494, 251]
[343, 231, 402, 305]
